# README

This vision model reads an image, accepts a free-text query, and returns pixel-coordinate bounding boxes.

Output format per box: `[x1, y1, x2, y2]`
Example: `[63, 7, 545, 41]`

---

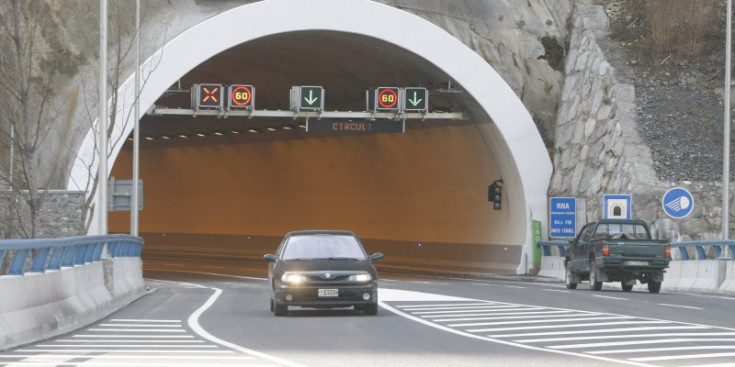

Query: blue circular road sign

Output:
[662, 187, 694, 219]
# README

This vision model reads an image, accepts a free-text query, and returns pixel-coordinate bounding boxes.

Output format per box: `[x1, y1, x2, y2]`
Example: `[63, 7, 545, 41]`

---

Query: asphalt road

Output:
[1, 258, 734, 367]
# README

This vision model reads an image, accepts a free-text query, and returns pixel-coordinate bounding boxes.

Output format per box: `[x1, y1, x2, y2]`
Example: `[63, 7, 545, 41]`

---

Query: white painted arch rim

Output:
[68, 0, 552, 266]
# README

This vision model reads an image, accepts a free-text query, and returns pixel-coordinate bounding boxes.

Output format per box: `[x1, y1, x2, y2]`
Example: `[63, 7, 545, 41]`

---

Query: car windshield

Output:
[281, 234, 367, 260]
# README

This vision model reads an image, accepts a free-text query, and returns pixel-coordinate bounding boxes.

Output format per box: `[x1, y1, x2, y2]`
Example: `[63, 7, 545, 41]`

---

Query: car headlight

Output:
[348, 273, 372, 282]
[281, 272, 307, 284]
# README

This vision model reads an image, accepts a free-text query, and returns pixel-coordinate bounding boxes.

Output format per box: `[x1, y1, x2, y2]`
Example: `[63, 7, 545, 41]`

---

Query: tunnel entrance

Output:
[71, 0, 552, 273]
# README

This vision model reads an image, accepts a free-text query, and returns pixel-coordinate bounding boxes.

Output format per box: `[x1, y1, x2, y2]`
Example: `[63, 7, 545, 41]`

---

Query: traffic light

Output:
[488, 180, 503, 210]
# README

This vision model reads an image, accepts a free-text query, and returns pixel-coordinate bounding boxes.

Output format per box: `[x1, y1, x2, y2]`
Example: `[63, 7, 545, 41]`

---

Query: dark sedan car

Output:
[263, 230, 384, 316]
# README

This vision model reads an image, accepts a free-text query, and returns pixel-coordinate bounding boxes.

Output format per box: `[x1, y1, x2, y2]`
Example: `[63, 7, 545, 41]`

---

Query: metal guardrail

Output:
[0, 235, 143, 276]
[538, 240, 735, 260]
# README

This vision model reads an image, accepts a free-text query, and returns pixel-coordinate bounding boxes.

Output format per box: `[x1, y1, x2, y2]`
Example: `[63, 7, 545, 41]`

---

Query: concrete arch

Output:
[67, 0, 552, 272]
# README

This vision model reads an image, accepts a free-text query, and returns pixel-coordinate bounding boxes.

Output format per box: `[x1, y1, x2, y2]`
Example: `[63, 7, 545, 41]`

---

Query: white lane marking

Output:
[506, 285, 526, 289]
[631, 352, 735, 362]
[110, 319, 181, 323]
[378, 288, 470, 302]
[589, 345, 735, 355]
[448, 315, 634, 328]
[409, 305, 539, 313]
[187, 284, 306, 367]
[684, 363, 735, 367]
[433, 311, 590, 323]
[658, 303, 705, 310]
[543, 289, 570, 293]
[395, 302, 494, 308]
[398, 304, 511, 311]
[490, 326, 709, 338]
[56, 340, 205, 343]
[72, 335, 193, 338]
[593, 295, 629, 301]
[87, 328, 186, 332]
[467, 320, 669, 333]
[412, 307, 545, 315]
[0, 363, 273, 367]
[516, 332, 735, 343]
[0, 355, 256, 360]
[98, 324, 182, 328]
[16, 349, 236, 353]
[549, 338, 735, 350]
[36, 344, 218, 348]
[429, 310, 578, 321]
[378, 289, 656, 367]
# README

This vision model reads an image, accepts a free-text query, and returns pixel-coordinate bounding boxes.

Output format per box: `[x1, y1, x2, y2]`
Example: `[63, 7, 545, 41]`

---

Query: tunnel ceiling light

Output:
[248, 128, 260, 133]
[266, 126, 278, 132]
[145, 136, 155, 141]
[161, 135, 171, 140]
[297, 123, 306, 129]
[195, 132, 207, 137]
[127, 137, 134, 142]
[178, 133, 190, 139]
[230, 129, 242, 134]
[282, 125, 293, 131]
[213, 131, 225, 136]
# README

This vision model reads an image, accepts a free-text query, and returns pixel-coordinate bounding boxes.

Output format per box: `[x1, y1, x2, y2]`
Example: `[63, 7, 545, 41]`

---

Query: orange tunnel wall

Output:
[110, 124, 510, 246]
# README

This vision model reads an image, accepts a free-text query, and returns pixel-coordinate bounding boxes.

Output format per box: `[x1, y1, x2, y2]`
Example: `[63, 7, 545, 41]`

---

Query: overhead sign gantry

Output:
[167, 84, 465, 133]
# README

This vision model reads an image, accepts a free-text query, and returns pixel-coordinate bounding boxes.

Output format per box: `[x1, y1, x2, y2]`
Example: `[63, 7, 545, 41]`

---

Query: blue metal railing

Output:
[0, 235, 143, 276]
[669, 240, 735, 260]
[538, 241, 570, 257]
[538, 239, 735, 260]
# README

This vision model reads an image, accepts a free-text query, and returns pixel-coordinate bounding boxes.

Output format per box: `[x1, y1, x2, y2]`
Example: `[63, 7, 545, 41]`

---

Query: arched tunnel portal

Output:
[68, 0, 552, 273]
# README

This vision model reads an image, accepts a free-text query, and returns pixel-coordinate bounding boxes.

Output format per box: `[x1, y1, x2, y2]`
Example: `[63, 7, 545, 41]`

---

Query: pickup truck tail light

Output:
[602, 244, 610, 256]
[665, 245, 671, 259]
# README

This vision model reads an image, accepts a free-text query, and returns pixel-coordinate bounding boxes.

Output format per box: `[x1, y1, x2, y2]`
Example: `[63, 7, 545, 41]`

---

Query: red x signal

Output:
[195, 83, 223, 109]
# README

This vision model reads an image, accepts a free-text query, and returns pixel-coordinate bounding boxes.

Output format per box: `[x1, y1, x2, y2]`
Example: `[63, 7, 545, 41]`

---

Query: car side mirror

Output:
[370, 252, 384, 261]
[263, 254, 276, 263]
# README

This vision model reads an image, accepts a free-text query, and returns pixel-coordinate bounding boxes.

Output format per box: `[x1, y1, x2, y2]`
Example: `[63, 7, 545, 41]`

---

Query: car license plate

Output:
[318, 289, 339, 297]
[625, 260, 649, 266]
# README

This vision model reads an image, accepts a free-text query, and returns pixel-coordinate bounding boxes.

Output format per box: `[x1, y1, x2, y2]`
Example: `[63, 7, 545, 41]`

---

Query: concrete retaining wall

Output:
[0, 258, 145, 351]
[540, 257, 735, 295]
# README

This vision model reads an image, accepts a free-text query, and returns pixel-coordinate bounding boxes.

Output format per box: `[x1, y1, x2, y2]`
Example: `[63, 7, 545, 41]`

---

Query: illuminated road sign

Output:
[228, 85, 255, 110]
[290, 86, 324, 112]
[193, 83, 223, 109]
[403, 87, 428, 112]
[375, 87, 400, 112]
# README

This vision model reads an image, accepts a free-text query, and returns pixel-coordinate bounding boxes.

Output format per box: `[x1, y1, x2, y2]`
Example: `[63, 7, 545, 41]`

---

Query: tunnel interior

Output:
[109, 31, 520, 272]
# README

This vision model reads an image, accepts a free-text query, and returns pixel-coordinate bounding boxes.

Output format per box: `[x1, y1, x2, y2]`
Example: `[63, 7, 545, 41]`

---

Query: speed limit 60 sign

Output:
[375, 87, 400, 112]
[228, 84, 255, 110]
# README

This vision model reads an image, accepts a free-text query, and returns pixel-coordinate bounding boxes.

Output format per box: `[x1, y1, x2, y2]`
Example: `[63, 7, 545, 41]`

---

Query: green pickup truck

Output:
[565, 219, 671, 293]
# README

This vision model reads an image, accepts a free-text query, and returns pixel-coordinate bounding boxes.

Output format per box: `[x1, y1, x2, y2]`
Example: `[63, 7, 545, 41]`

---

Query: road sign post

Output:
[549, 197, 576, 239]
[603, 194, 631, 220]
[403, 87, 428, 112]
[662, 187, 694, 219]
[228, 84, 255, 110]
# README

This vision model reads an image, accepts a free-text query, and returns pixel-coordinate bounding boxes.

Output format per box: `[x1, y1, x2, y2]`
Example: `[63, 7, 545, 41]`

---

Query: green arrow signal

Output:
[303, 89, 319, 105]
[408, 91, 423, 107]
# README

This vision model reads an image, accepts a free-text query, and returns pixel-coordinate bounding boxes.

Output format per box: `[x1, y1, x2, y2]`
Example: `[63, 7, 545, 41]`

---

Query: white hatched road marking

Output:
[0, 282, 303, 367]
[379, 288, 735, 367]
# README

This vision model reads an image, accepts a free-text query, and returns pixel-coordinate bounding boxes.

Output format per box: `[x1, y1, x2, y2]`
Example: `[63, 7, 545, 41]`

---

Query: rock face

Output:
[549, 4, 732, 241]
[380, 0, 573, 146]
